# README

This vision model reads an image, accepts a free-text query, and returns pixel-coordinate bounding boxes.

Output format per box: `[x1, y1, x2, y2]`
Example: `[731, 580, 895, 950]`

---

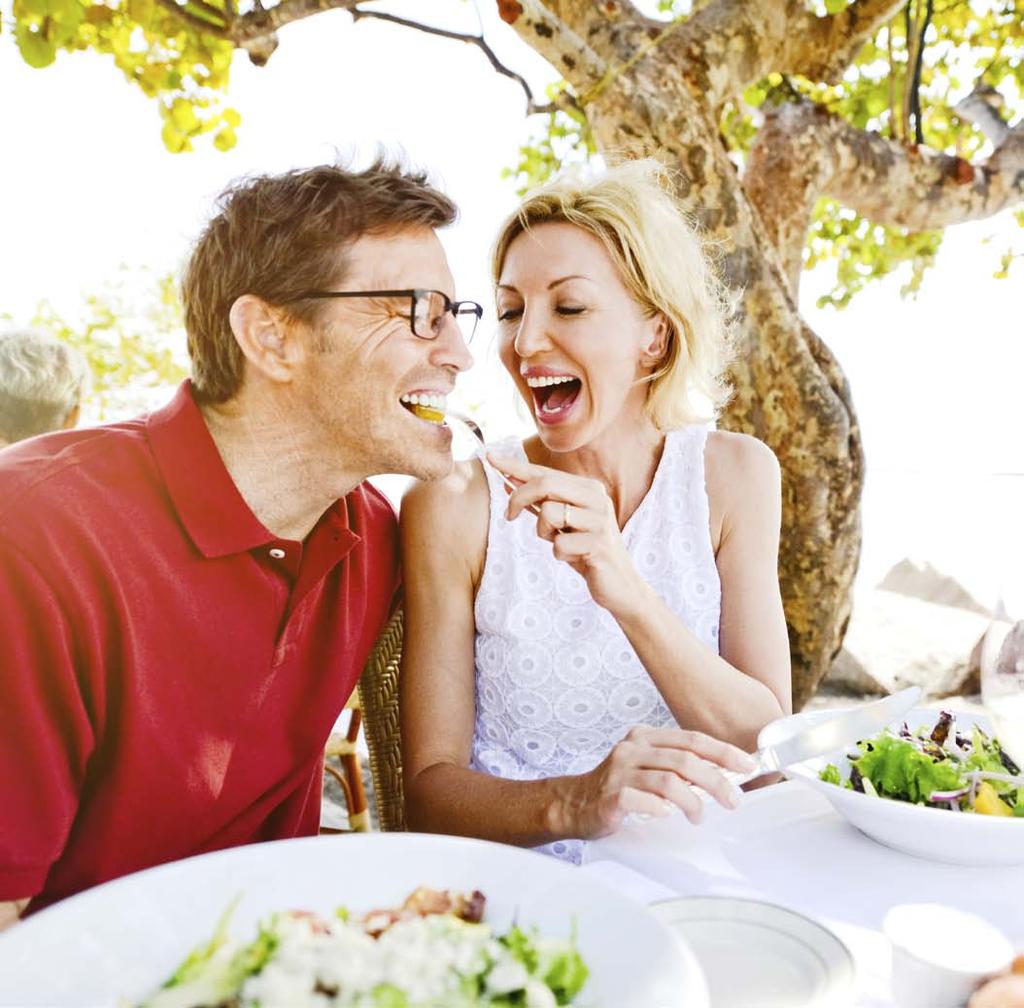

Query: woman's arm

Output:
[494, 432, 790, 753]
[400, 460, 755, 845]
[400, 461, 562, 844]
[615, 432, 791, 750]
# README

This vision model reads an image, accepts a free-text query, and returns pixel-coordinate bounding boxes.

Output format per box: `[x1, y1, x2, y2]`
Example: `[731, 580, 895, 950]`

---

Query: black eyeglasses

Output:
[289, 288, 482, 345]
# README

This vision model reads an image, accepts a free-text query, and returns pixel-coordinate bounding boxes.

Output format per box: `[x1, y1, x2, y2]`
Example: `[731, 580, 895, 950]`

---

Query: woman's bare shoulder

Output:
[704, 430, 781, 549]
[705, 429, 780, 486]
[400, 459, 491, 575]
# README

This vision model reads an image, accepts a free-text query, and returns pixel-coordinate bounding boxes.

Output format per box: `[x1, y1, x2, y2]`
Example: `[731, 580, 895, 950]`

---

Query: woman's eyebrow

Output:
[548, 274, 592, 289]
[496, 274, 594, 292]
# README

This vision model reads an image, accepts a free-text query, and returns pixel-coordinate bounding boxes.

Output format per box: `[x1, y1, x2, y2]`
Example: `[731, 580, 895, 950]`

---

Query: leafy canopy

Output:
[7, 0, 1023, 304]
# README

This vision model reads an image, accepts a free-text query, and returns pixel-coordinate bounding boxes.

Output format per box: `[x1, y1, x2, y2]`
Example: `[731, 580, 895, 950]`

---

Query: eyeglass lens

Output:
[413, 291, 478, 344]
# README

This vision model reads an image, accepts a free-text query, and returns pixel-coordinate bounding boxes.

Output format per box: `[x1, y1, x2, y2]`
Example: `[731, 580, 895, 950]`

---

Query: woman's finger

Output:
[630, 749, 742, 812]
[615, 786, 676, 820]
[626, 725, 756, 774]
[629, 769, 706, 823]
[487, 453, 557, 482]
[550, 531, 594, 561]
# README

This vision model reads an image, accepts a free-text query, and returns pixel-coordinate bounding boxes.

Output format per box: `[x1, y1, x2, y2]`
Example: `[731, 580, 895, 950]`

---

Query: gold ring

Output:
[562, 502, 572, 531]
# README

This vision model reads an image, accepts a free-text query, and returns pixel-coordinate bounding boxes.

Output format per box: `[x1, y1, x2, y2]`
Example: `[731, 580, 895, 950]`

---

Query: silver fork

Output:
[448, 412, 542, 517]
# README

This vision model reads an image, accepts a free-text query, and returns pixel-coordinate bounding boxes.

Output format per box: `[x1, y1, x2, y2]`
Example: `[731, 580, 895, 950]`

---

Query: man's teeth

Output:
[400, 392, 447, 411]
[525, 375, 577, 388]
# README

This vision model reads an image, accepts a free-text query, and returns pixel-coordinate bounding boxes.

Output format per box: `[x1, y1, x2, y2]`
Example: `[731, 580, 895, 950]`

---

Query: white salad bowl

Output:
[0, 832, 707, 1008]
[761, 706, 1024, 866]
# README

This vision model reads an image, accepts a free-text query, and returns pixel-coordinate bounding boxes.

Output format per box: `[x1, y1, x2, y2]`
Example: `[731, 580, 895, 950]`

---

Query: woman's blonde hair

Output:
[492, 158, 735, 430]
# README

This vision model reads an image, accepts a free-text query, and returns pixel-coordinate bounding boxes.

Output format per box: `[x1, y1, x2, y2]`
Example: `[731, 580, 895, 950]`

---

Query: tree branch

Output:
[669, 0, 905, 109]
[747, 97, 1024, 241]
[229, 0, 361, 46]
[348, 7, 549, 115]
[956, 85, 1010, 146]
[796, 0, 908, 84]
[496, 0, 608, 97]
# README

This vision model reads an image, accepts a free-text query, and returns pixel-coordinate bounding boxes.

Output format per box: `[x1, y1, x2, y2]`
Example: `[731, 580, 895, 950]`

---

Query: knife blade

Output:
[739, 685, 923, 784]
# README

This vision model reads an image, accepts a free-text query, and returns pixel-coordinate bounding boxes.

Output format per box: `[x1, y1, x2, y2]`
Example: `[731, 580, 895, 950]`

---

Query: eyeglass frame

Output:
[285, 288, 483, 344]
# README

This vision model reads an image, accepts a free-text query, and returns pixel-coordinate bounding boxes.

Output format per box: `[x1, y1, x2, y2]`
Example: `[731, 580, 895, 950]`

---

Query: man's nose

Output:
[432, 317, 474, 373]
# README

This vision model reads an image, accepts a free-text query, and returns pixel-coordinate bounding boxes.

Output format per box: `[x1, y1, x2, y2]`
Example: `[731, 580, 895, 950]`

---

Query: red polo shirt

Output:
[0, 382, 399, 911]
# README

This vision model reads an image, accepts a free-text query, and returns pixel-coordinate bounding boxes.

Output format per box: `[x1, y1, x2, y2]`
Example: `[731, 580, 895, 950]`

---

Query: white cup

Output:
[884, 903, 1015, 1008]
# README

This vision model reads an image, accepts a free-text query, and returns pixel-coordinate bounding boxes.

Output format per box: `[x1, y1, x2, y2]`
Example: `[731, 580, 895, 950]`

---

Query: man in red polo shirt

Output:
[0, 159, 477, 924]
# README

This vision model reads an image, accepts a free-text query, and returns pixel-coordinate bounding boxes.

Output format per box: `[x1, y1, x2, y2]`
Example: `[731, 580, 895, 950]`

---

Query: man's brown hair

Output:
[182, 158, 457, 404]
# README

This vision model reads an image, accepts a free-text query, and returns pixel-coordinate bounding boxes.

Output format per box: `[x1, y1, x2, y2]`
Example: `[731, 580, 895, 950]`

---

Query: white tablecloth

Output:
[581, 781, 1024, 1007]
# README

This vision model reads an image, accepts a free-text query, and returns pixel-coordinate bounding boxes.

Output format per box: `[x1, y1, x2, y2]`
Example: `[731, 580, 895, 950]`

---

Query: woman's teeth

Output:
[525, 375, 576, 388]
[400, 392, 447, 425]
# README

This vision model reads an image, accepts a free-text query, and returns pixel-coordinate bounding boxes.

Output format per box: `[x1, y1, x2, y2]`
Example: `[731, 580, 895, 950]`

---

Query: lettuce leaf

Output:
[852, 733, 963, 804]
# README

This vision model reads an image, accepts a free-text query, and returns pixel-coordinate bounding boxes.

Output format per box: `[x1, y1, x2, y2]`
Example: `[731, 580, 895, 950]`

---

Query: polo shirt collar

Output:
[146, 381, 354, 560]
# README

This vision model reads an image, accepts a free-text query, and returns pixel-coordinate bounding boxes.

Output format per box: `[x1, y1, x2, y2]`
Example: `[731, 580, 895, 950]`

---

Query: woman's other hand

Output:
[553, 725, 757, 839]
[488, 452, 644, 614]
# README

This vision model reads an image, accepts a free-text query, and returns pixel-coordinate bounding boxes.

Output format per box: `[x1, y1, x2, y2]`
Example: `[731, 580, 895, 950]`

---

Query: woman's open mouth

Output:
[526, 374, 581, 425]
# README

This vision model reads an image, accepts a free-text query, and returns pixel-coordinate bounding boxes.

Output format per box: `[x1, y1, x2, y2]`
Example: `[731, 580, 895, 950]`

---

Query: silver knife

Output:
[732, 685, 923, 785]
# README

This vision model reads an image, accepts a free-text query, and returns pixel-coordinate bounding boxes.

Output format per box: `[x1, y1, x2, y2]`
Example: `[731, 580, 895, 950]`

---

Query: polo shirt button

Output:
[269, 548, 286, 559]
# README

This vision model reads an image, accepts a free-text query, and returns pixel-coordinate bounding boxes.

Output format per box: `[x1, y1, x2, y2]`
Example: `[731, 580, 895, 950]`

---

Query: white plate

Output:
[649, 897, 854, 1008]
[0, 832, 706, 1008]
[763, 706, 1024, 865]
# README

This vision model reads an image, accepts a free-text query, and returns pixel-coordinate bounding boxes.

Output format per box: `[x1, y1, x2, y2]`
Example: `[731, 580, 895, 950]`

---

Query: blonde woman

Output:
[401, 160, 791, 863]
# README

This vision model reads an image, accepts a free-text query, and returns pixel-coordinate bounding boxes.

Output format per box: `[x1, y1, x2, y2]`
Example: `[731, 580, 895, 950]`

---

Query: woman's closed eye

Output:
[496, 304, 588, 323]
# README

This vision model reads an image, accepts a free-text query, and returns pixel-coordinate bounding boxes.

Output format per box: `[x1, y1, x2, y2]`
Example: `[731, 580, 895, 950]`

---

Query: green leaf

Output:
[15, 22, 57, 67]
[160, 120, 189, 153]
[853, 734, 963, 804]
[170, 97, 199, 133]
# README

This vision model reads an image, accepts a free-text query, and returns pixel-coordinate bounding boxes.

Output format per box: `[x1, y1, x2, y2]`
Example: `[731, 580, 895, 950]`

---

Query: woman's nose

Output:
[512, 309, 552, 358]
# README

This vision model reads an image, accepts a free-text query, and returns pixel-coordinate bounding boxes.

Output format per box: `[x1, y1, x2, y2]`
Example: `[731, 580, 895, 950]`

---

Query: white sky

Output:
[1, 1, 1022, 611]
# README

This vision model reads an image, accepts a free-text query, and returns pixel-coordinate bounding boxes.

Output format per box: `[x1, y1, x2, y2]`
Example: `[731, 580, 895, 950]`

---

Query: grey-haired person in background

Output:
[0, 329, 90, 448]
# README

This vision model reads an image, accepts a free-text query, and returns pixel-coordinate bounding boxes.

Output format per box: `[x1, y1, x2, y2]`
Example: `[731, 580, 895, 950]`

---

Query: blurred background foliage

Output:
[2, 269, 188, 418]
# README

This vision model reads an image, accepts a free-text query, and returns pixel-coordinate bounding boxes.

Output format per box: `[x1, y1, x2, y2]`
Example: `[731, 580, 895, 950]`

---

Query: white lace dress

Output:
[470, 426, 722, 863]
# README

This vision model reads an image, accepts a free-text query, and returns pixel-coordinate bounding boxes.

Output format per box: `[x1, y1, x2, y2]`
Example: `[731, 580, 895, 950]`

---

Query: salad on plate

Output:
[819, 710, 1024, 817]
[135, 886, 588, 1008]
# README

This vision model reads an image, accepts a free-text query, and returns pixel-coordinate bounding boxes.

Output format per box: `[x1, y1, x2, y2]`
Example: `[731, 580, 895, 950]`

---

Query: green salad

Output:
[136, 887, 588, 1008]
[819, 710, 1024, 817]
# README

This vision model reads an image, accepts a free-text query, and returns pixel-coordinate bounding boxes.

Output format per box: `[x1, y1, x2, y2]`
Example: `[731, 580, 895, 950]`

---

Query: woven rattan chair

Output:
[355, 608, 406, 831]
[323, 693, 370, 831]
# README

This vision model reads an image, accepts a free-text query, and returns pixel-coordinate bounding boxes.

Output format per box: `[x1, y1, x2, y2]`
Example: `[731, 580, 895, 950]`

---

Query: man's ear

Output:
[229, 295, 302, 384]
[641, 313, 671, 367]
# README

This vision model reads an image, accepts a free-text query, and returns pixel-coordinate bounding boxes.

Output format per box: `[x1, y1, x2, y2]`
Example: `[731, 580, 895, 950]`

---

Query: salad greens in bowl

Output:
[818, 709, 1024, 818]
[765, 707, 1024, 865]
[137, 886, 588, 1008]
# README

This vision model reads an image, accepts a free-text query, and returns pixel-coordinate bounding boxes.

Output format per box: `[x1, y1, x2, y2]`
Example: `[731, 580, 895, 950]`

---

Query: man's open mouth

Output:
[526, 374, 581, 420]
[399, 391, 448, 426]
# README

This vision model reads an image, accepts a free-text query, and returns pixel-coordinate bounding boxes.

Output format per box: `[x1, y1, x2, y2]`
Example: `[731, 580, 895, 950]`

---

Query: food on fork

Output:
[410, 404, 445, 424]
[818, 710, 1024, 815]
[136, 885, 588, 1007]
[400, 392, 447, 425]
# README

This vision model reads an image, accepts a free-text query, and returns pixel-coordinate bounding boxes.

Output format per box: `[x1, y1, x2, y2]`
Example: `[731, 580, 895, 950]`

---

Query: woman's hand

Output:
[488, 452, 646, 614]
[556, 725, 757, 839]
